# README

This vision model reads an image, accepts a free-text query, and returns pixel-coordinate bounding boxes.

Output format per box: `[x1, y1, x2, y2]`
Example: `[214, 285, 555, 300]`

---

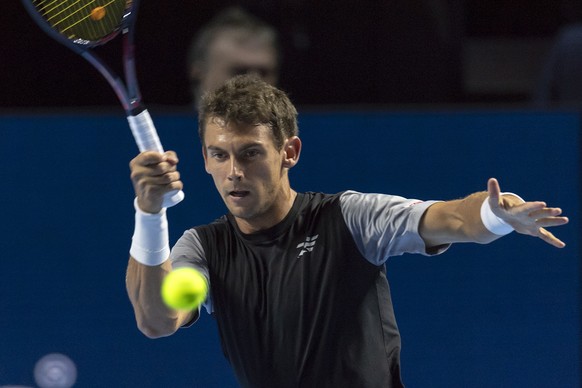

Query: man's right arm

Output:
[125, 151, 191, 338]
[126, 257, 196, 338]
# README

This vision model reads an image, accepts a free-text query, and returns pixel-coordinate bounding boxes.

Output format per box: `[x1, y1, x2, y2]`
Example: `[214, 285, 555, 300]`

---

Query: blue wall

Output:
[0, 110, 579, 387]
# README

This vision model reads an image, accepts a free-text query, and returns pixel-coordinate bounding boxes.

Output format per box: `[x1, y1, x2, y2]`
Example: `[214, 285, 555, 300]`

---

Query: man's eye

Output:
[211, 153, 227, 160]
[244, 150, 260, 158]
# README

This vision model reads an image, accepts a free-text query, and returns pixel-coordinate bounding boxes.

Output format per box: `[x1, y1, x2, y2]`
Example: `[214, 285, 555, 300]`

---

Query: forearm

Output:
[421, 178, 568, 249]
[126, 196, 194, 337]
[126, 258, 194, 338]
[420, 191, 500, 247]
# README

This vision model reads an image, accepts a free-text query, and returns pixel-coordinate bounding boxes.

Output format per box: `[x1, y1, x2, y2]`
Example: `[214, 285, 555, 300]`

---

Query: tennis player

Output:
[126, 75, 568, 387]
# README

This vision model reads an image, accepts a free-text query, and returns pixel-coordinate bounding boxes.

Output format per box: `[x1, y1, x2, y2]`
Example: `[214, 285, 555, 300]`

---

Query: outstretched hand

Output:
[487, 178, 569, 248]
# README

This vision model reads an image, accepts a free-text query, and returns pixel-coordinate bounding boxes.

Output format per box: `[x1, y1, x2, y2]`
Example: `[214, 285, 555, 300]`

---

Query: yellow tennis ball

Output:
[90, 6, 106, 21]
[161, 268, 208, 311]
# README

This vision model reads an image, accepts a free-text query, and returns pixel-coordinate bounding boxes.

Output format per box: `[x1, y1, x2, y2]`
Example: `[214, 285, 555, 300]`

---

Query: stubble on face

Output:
[203, 119, 295, 233]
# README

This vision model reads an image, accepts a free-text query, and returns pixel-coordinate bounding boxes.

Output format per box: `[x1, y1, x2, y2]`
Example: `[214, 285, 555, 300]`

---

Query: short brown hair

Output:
[198, 74, 298, 150]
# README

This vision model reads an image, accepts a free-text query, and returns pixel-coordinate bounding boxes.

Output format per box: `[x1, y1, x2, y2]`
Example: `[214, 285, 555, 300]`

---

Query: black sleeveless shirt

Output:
[171, 191, 440, 387]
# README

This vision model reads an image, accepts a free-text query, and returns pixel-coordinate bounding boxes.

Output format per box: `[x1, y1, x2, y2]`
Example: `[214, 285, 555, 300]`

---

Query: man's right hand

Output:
[130, 151, 183, 214]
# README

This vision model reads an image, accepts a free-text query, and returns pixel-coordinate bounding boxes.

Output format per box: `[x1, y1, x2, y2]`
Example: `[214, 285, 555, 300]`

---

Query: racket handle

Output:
[128, 109, 163, 153]
[128, 110, 185, 208]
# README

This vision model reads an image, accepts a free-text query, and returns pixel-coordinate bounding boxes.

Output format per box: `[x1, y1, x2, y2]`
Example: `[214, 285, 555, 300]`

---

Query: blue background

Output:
[0, 110, 579, 387]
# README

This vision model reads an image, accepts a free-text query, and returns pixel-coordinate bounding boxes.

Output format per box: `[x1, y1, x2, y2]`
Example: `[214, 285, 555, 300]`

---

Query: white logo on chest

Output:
[296, 235, 319, 257]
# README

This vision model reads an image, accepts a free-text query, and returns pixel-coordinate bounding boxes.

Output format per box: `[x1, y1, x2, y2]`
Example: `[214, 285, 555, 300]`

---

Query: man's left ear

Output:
[282, 136, 302, 169]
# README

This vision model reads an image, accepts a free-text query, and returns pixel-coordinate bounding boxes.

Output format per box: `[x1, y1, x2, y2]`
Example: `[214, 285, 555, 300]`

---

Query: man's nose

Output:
[227, 159, 243, 181]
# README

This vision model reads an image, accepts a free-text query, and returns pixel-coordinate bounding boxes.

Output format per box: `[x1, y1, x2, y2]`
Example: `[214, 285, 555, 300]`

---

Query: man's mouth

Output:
[229, 190, 249, 197]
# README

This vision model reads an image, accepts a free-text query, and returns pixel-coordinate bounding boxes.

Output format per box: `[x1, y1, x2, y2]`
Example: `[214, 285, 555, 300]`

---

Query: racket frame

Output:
[21, 0, 185, 207]
[21, 0, 142, 114]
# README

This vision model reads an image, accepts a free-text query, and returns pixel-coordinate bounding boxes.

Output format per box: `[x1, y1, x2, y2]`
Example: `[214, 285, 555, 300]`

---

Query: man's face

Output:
[202, 118, 292, 232]
[198, 30, 278, 100]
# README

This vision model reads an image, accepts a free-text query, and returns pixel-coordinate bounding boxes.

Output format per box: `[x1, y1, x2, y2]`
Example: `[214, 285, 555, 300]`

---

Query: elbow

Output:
[465, 229, 500, 245]
[138, 327, 168, 340]
[476, 235, 496, 244]
[136, 318, 178, 339]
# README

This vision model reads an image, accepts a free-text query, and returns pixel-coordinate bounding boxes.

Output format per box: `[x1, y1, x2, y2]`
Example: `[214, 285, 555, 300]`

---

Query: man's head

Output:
[199, 74, 301, 232]
[188, 7, 280, 107]
[198, 74, 298, 150]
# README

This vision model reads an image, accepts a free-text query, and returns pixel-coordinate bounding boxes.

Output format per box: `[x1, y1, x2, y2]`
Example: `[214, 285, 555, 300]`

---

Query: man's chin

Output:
[224, 203, 253, 219]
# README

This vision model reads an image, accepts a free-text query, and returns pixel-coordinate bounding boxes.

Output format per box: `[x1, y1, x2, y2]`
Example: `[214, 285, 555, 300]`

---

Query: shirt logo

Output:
[296, 235, 319, 257]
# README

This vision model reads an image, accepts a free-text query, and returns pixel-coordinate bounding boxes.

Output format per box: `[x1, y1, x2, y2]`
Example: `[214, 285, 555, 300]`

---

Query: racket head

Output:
[21, 0, 138, 52]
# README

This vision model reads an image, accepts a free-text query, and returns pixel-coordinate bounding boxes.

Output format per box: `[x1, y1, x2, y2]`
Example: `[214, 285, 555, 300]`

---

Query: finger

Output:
[140, 151, 168, 165]
[487, 178, 501, 207]
[167, 179, 184, 192]
[155, 171, 181, 185]
[538, 227, 566, 248]
[528, 207, 561, 219]
[535, 216, 569, 228]
[144, 181, 183, 194]
[511, 201, 547, 215]
[148, 161, 178, 176]
[130, 165, 166, 185]
[137, 178, 183, 198]
[130, 151, 165, 171]
[163, 150, 179, 165]
[138, 171, 181, 186]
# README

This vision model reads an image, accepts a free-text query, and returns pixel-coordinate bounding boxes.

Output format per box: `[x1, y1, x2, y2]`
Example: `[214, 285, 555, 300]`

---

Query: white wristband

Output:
[480, 192, 524, 236]
[129, 198, 170, 266]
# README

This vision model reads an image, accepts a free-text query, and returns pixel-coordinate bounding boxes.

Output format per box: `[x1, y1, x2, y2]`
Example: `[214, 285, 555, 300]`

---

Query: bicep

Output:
[341, 191, 442, 263]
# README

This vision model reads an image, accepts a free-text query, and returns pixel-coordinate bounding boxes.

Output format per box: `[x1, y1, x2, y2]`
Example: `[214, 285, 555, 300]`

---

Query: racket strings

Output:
[31, 0, 125, 41]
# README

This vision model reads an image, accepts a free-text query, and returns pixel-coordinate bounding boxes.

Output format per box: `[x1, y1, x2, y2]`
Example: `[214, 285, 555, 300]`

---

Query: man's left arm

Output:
[419, 178, 569, 249]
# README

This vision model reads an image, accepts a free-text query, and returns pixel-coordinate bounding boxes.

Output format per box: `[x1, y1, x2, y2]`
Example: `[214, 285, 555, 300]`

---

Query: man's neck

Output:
[235, 189, 297, 234]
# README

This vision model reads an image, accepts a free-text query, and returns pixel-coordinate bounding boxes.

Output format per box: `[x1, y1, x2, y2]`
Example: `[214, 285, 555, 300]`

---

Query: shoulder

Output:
[339, 190, 438, 236]
[301, 190, 428, 219]
[192, 215, 230, 234]
[339, 190, 423, 212]
[175, 215, 231, 249]
[301, 191, 344, 208]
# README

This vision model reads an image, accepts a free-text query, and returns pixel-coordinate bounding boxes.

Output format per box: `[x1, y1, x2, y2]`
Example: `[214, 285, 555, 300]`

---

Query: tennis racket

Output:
[21, 0, 184, 208]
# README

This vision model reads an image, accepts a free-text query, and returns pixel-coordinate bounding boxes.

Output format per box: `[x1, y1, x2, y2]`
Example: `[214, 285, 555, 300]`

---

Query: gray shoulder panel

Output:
[170, 228, 213, 314]
[339, 190, 444, 265]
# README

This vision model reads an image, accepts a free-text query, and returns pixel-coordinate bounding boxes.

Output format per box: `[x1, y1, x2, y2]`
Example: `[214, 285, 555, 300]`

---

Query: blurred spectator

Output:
[534, 23, 582, 107]
[277, 0, 464, 105]
[187, 6, 280, 108]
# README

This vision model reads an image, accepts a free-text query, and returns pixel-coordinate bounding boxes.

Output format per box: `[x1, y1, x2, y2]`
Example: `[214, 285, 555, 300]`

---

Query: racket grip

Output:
[127, 110, 185, 208]
[128, 109, 163, 153]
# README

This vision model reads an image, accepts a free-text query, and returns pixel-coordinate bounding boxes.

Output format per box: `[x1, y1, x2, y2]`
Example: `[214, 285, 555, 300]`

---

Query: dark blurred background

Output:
[1, 2, 580, 387]
[4, 0, 582, 109]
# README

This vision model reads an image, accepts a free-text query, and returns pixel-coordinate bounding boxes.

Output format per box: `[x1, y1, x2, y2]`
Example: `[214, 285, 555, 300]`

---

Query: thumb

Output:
[487, 178, 502, 210]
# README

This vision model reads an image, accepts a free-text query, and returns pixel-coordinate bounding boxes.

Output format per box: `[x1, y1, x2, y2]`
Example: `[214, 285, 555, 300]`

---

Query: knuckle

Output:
[163, 173, 174, 183]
